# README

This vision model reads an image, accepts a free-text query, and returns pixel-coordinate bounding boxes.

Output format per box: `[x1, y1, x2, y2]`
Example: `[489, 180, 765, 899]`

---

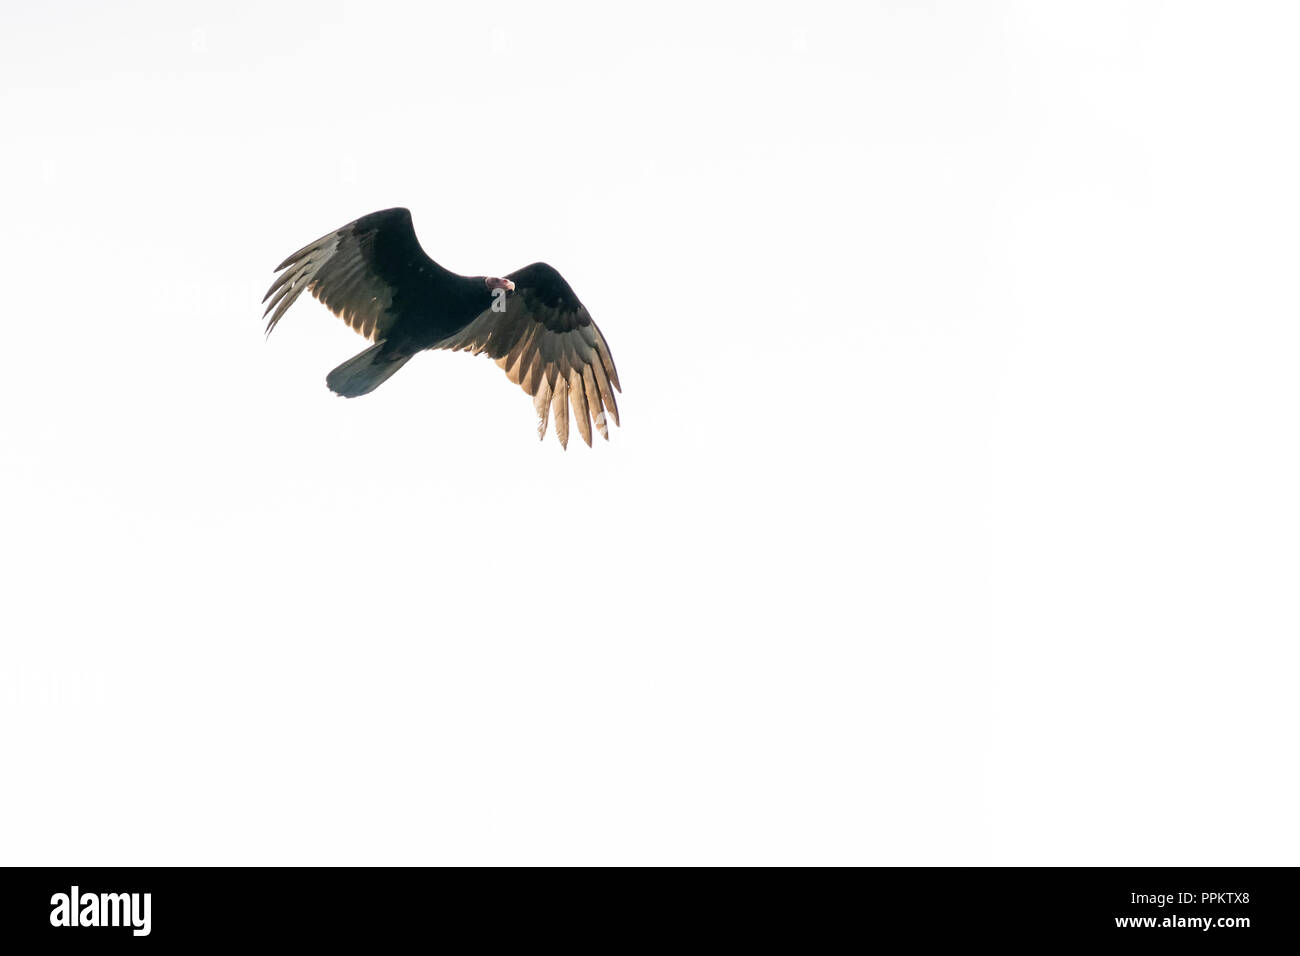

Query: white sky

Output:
[1, 1, 1297, 865]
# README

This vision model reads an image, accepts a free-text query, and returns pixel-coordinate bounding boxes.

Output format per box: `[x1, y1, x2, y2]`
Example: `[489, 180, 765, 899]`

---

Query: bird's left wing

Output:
[433, 263, 621, 448]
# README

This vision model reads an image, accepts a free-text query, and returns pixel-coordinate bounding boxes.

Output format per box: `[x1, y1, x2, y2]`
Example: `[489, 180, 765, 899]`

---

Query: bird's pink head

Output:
[485, 277, 515, 293]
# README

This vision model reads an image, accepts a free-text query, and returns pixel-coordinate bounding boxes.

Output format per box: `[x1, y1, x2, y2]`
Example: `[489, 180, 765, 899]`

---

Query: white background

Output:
[1, 1, 1296, 865]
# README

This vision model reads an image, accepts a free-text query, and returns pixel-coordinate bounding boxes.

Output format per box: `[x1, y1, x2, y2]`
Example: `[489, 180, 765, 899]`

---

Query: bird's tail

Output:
[325, 342, 413, 397]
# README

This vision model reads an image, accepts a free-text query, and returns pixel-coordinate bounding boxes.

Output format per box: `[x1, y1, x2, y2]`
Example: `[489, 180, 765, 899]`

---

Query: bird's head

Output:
[484, 277, 515, 294]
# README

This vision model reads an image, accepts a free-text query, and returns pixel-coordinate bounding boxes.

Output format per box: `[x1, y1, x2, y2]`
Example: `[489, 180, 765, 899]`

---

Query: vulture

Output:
[262, 207, 621, 447]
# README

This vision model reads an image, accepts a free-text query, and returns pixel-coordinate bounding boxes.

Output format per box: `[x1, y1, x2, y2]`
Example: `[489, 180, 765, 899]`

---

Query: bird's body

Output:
[263, 208, 620, 447]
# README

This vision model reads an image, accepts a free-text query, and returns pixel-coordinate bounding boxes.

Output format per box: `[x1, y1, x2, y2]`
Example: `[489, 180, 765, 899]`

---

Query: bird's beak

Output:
[487, 277, 515, 293]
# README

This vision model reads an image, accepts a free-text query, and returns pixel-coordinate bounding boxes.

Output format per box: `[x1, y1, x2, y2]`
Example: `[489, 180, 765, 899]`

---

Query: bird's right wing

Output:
[262, 207, 443, 341]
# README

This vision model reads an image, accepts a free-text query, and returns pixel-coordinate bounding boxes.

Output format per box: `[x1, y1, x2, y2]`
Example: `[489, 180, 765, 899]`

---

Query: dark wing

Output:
[262, 207, 442, 341]
[433, 263, 621, 448]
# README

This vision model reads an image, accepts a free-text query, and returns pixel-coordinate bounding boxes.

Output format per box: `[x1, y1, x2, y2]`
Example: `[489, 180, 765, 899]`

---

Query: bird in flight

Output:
[262, 207, 621, 447]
